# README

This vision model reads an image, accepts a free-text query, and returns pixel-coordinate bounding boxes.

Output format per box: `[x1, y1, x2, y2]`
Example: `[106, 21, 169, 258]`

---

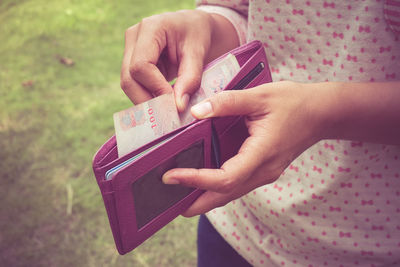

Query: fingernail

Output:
[162, 175, 180, 185]
[191, 101, 212, 118]
[179, 94, 190, 111]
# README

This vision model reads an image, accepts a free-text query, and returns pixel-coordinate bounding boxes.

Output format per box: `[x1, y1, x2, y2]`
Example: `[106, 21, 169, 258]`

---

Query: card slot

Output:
[245, 71, 270, 90]
[224, 59, 270, 93]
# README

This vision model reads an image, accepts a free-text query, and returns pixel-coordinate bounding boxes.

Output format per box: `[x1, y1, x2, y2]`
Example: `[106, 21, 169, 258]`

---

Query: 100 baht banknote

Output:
[114, 54, 240, 157]
[178, 54, 240, 125]
[114, 93, 180, 157]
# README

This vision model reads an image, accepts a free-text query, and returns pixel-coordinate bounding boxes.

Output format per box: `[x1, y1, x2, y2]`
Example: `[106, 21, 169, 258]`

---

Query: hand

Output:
[120, 10, 239, 111]
[162, 81, 325, 216]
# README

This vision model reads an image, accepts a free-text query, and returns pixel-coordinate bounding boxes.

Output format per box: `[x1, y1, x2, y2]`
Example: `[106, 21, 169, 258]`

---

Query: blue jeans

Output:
[197, 214, 253, 267]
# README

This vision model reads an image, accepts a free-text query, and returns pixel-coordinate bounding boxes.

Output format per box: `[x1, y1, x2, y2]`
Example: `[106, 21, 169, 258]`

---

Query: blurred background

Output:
[0, 0, 198, 266]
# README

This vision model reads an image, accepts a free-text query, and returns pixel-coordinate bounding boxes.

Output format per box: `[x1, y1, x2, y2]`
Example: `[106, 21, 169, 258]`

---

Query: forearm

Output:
[205, 13, 240, 63]
[315, 82, 400, 145]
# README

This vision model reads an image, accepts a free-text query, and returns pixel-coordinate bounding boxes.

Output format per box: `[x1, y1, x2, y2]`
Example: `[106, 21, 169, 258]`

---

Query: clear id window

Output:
[132, 141, 204, 229]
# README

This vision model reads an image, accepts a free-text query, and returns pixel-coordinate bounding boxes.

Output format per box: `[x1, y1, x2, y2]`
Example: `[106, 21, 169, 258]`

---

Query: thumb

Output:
[173, 46, 207, 112]
[190, 89, 261, 119]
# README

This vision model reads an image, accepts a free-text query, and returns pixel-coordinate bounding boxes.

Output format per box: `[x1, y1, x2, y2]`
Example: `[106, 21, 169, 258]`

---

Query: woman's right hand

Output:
[120, 10, 239, 111]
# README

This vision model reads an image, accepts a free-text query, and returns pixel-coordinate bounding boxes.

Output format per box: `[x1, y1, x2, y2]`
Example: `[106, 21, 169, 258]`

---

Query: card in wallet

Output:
[92, 40, 272, 255]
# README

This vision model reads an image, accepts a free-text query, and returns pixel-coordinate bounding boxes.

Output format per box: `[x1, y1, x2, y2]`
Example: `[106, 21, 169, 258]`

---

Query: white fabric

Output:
[197, 0, 400, 266]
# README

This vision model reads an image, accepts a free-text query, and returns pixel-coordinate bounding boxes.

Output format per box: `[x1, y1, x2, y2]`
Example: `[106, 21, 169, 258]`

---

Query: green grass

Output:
[0, 0, 198, 266]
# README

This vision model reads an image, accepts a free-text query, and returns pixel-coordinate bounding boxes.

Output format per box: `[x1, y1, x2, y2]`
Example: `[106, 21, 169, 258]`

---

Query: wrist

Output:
[308, 81, 400, 145]
[304, 82, 343, 143]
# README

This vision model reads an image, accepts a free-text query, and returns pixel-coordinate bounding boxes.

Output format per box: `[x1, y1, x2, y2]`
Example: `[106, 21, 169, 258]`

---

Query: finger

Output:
[183, 151, 285, 217]
[182, 191, 231, 217]
[190, 88, 266, 119]
[173, 44, 206, 112]
[182, 177, 257, 217]
[163, 135, 265, 192]
[120, 25, 153, 104]
[130, 17, 173, 97]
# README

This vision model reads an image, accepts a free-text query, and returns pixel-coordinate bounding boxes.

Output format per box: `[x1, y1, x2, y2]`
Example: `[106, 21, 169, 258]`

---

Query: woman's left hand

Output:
[163, 81, 327, 216]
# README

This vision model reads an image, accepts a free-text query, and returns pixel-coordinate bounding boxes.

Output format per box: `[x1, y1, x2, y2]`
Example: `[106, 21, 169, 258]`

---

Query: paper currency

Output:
[179, 54, 241, 125]
[114, 53, 240, 157]
[114, 93, 180, 157]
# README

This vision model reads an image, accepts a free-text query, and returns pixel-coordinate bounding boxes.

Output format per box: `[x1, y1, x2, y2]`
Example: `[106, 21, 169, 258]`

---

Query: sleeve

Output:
[196, 0, 249, 45]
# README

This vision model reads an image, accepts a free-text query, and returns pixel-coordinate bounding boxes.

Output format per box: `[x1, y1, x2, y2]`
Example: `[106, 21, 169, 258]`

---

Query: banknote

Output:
[202, 54, 241, 97]
[178, 54, 241, 125]
[114, 54, 240, 157]
[114, 93, 180, 157]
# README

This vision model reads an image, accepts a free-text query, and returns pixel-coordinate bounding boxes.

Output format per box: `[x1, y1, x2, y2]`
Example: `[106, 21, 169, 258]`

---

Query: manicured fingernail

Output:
[191, 101, 212, 118]
[179, 94, 190, 111]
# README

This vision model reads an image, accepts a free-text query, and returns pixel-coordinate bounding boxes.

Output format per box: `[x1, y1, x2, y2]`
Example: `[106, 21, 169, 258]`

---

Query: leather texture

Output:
[92, 40, 272, 254]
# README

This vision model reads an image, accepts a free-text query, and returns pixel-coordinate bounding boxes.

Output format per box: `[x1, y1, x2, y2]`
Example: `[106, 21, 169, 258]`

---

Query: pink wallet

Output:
[92, 40, 272, 255]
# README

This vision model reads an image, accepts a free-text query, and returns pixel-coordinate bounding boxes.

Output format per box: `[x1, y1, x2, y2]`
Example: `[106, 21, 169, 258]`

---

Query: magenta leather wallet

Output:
[92, 40, 272, 255]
